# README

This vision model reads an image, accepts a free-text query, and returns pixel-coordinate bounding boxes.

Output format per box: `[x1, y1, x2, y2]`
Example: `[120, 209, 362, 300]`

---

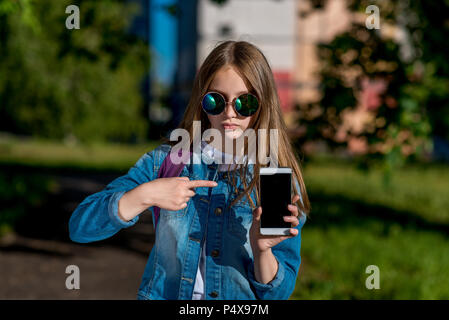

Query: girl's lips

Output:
[223, 124, 238, 130]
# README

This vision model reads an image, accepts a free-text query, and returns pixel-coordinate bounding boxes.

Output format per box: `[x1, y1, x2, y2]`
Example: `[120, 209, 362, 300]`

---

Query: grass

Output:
[0, 134, 160, 237]
[302, 159, 449, 224]
[1, 134, 449, 299]
[295, 225, 449, 299]
[0, 133, 160, 171]
[292, 160, 449, 299]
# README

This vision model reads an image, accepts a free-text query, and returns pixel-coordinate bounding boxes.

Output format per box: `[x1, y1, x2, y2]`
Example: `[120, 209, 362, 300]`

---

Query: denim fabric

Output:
[69, 144, 307, 300]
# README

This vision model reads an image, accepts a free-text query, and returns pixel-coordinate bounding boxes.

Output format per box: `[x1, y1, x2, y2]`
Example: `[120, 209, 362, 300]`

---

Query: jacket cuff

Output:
[248, 256, 285, 293]
[108, 191, 139, 228]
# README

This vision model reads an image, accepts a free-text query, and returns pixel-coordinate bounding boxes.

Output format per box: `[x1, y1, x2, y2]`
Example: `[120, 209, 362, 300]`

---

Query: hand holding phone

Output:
[259, 167, 292, 235]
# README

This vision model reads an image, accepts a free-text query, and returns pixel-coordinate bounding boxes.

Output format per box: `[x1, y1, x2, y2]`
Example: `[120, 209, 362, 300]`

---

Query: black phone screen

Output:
[260, 171, 291, 228]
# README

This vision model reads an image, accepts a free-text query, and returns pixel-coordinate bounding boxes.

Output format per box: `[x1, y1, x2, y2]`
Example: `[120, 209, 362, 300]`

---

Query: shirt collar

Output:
[201, 140, 248, 167]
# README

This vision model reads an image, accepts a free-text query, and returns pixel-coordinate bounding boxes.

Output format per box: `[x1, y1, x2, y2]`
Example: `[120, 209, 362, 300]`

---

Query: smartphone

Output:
[259, 167, 292, 235]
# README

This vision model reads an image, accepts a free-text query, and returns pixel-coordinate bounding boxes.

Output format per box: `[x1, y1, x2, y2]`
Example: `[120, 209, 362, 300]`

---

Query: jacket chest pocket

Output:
[226, 197, 253, 240]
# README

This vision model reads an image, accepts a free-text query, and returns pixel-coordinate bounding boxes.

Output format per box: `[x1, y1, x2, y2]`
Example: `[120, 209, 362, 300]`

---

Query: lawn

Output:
[0, 133, 159, 171]
[0, 134, 160, 236]
[1, 135, 448, 299]
[293, 160, 449, 299]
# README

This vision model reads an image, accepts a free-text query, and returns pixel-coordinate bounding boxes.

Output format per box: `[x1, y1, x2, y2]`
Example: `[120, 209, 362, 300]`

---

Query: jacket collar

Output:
[200, 141, 254, 174]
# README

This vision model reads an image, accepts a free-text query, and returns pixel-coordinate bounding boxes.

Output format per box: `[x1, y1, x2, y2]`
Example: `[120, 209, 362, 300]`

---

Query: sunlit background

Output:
[1, 0, 448, 299]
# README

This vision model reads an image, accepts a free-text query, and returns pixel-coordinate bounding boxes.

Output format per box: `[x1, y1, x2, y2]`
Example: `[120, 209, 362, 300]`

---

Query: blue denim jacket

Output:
[69, 144, 307, 300]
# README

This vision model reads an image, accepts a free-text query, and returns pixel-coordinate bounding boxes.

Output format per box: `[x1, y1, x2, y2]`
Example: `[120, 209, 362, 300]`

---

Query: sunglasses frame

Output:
[201, 91, 260, 117]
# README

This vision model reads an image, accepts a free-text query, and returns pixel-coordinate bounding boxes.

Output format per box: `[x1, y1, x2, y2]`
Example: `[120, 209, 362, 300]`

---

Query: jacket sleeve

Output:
[68, 149, 159, 243]
[247, 177, 307, 300]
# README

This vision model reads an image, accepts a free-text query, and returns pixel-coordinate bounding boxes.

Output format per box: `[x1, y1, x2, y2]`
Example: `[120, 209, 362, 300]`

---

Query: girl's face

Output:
[206, 66, 254, 144]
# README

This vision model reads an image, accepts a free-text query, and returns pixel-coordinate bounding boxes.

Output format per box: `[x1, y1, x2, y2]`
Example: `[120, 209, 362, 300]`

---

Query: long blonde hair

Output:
[166, 40, 310, 216]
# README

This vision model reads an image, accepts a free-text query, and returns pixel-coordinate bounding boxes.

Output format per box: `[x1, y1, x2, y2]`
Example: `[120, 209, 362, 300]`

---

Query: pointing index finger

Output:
[188, 180, 218, 189]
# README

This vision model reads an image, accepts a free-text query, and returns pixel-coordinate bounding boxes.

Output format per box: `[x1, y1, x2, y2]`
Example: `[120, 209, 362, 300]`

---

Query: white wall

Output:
[197, 0, 296, 70]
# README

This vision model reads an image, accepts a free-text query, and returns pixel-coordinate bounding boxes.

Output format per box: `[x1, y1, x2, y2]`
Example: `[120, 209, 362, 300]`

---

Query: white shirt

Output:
[191, 141, 246, 299]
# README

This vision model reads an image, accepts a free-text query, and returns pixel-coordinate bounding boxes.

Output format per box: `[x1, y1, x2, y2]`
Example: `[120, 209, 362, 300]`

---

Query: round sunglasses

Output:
[201, 91, 259, 117]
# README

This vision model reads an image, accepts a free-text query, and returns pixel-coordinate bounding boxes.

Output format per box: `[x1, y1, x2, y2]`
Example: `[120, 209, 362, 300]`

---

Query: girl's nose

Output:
[224, 101, 237, 118]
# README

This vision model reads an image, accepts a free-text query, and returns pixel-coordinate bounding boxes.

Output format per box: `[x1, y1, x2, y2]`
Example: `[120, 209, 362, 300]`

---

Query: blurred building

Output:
[198, 0, 296, 115]
[295, 0, 351, 105]
[143, 0, 301, 129]
[142, 0, 353, 129]
[133, 0, 448, 160]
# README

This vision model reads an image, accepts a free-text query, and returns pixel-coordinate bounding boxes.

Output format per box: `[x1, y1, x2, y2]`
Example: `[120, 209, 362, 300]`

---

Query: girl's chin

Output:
[223, 128, 243, 139]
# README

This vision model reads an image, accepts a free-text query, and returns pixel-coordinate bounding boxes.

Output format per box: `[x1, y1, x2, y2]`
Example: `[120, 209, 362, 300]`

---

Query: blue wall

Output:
[128, 0, 199, 131]
[149, 0, 179, 86]
[169, 0, 198, 128]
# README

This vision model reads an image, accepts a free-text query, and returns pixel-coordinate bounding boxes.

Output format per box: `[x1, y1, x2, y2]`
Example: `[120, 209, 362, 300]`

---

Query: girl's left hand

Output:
[249, 194, 301, 254]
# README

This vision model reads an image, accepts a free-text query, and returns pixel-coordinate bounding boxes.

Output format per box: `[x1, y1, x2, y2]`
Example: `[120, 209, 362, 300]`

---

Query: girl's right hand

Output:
[143, 177, 218, 211]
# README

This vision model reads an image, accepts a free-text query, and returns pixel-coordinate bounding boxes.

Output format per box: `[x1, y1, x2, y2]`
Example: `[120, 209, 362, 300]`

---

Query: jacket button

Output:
[209, 291, 218, 298]
[214, 207, 222, 216]
[211, 249, 219, 257]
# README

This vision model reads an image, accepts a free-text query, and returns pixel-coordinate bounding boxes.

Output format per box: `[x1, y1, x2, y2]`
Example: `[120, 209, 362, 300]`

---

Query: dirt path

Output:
[0, 171, 155, 299]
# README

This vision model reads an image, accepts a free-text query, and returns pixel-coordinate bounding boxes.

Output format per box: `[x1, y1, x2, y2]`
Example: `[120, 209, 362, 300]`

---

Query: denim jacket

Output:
[69, 144, 307, 300]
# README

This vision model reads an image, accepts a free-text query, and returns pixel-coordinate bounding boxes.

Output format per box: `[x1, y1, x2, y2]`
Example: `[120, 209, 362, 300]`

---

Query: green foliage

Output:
[396, 0, 449, 142]
[0, 0, 39, 31]
[0, 171, 56, 237]
[297, 0, 448, 179]
[0, 0, 150, 143]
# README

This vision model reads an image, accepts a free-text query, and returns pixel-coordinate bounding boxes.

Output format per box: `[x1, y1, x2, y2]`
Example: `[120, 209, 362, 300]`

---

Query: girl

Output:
[69, 40, 311, 300]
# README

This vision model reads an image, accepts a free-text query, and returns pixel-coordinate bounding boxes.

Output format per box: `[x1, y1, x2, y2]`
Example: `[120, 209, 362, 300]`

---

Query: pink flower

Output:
[360, 77, 387, 111]
[348, 136, 368, 155]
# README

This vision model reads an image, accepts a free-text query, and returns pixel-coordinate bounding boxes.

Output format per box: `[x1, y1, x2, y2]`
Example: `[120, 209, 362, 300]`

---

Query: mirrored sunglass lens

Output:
[235, 94, 259, 116]
[202, 93, 224, 115]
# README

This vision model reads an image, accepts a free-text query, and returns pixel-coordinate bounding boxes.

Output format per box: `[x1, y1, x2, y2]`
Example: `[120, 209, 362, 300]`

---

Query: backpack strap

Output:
[153, 148, 191, 230]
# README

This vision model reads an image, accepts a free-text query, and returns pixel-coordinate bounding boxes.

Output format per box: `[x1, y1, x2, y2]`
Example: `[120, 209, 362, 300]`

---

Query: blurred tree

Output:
[0, 0, 150, 144]
[296, 0, 448, 180]
[405, 1, 449, 149]
[0, 0, 39, 31]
